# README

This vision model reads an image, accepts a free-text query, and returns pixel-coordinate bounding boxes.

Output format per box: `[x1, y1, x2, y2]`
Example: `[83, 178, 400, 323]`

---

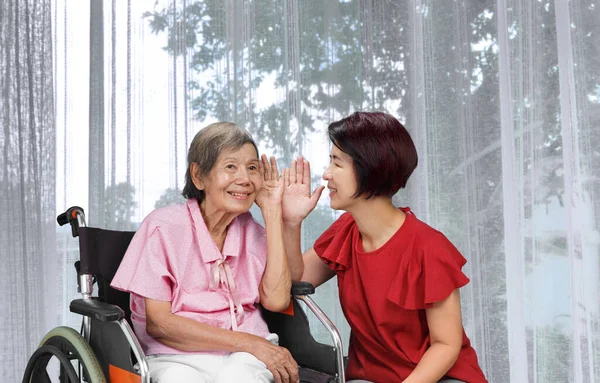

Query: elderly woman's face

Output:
[194, 143, 262, 215]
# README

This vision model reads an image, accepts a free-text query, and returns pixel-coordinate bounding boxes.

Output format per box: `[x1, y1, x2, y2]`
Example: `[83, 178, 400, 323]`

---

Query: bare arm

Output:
[402, 289, 463, 383]
[282, 222, 335, 286]
[282, 221, 304, 281]
[146, 298, 262, 352]
[145, 298, 298, 383]
[300, 248, 336, 288]
[259, 204, 292, 312]
[281, 157, 324, 281]
[257, 155, 292, 312]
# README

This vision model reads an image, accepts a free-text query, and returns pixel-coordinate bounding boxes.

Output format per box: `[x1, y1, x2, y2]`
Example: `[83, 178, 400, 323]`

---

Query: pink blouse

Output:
[111, 199, 271, 356]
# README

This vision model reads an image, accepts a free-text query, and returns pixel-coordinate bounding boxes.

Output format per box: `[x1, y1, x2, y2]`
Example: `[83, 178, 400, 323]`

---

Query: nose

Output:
[322, 164, 332, 181]
[236, 168, 251, 184]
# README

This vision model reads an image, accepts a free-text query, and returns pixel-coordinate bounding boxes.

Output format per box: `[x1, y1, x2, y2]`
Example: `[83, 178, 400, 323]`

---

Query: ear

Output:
[190, 163, 205, 191]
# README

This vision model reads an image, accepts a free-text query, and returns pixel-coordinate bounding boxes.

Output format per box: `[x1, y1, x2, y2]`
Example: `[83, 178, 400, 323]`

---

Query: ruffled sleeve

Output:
[313, 212, 356, 272]
[110, 218, 175, 302]
[385, 231, 470, 310]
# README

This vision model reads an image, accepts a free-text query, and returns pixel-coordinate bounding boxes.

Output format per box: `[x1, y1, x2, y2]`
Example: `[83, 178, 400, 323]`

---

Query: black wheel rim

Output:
[22, 344, 79, 383]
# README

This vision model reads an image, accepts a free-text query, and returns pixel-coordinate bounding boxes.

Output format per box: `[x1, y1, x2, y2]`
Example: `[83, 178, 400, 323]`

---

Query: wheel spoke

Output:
[22, 326, 106, 383]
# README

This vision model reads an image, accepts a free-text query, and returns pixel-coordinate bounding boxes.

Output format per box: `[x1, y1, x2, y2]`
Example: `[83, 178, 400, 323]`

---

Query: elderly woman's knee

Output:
[149, 361, 211, 383]
[215, 368, 273, 383]
[215, 352, 274, 383]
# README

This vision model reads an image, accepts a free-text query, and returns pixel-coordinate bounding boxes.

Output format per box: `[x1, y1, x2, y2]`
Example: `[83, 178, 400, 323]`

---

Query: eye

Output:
[248, 165, 258, 171]
[226, 164, 235, 170]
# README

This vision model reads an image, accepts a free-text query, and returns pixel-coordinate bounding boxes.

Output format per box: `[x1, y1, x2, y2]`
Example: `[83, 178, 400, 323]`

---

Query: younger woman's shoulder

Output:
[386, 209, 469, 309]
[406, 213, 456, 250]
[330, 211, 356, 230]
[312, 212, 356, 271]
[399, 211, 466, 269]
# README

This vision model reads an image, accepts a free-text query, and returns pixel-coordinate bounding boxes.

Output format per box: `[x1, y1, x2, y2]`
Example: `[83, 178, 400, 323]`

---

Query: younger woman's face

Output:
[322, 145, 358, 211]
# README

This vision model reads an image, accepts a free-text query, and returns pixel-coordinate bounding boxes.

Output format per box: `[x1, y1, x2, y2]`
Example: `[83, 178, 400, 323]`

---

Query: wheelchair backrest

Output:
[77, 227, 136, 326]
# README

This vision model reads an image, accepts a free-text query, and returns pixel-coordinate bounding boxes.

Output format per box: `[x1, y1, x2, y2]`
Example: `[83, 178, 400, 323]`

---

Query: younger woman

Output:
[281, 112, 487, 382]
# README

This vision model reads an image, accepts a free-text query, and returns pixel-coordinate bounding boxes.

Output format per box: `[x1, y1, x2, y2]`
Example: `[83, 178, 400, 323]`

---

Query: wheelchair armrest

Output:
[70, 298, 124, 322]
[291, 281, 315, 295]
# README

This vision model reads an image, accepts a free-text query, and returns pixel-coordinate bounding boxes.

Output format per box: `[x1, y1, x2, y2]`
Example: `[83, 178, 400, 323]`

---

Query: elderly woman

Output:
[281, 112, 487, 382]
[111, 122, 299, 383]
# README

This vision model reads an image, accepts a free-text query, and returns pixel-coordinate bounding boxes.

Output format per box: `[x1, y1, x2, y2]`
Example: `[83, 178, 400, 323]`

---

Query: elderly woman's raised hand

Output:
[281, 156, 325, 225]
[255, 154, 284, 211]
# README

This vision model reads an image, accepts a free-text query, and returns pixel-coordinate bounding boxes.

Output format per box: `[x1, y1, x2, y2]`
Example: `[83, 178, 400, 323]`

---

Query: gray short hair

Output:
[182, 122, 259, 202]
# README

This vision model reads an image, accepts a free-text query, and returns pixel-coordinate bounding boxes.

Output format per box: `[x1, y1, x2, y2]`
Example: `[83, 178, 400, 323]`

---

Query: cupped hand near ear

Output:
[281, 156, 325, 225]
[255, 154, 284, 211]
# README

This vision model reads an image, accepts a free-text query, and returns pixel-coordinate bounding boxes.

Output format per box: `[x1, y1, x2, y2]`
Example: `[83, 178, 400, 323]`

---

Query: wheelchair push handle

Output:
[57, 206, 87, 237]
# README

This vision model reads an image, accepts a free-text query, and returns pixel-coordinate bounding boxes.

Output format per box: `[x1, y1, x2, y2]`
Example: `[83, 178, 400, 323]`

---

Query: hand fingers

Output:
[287, 367, 299, 383]
[290, 160, 297, 184]
[276, 366, 290, 383]
[271, 368, 283, 383]
[261, 345, 298, 383]
[311, 185, 325, 203]
[283, 168, 290, 186]
[302, 157, 311, 186]
[261, 155, 280, 181]
[278, 348, 298, 383]
[285, 357, 299, 383]
[295, 156, 303, 184]
[270, 156, 279, 180]
[260, 154, 269, 180]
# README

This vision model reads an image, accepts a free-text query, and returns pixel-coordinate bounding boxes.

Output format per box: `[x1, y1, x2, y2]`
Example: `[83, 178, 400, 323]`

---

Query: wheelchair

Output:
[23, 206, 346, 383]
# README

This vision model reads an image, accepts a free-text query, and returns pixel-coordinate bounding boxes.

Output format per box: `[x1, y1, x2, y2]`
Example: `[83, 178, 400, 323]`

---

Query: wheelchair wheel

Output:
[23, 326, 106, 383]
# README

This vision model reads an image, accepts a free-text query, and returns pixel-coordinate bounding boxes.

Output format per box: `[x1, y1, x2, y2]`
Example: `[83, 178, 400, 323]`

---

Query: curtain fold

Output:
[0, 1, 56, 381]
[555, 1, 599, 381]
[2, 1, 599, 382]
[497, 0, 528, 380]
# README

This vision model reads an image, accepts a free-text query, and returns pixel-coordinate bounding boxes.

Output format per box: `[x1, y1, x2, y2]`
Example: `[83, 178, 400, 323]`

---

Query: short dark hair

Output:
[182, 122, 259, 202]
[328, 111, 418, 199]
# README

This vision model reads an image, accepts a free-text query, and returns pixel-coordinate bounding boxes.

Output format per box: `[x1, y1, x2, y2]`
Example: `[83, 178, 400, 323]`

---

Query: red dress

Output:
[313, 208, 487, 382]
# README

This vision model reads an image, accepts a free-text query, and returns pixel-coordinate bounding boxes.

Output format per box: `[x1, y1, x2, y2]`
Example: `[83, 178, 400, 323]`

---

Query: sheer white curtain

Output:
[2, 0, 599, 382]
[1, 1, 57, 382]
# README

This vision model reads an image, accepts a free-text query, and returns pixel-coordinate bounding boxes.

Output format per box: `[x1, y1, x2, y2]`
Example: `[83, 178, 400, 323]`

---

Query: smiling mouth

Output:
[228, 192, 251, 198]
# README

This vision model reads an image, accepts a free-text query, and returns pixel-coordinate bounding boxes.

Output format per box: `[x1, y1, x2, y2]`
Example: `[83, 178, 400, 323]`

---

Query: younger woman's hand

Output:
[255, 154, 284, 210]
[281, 156, 324, 225]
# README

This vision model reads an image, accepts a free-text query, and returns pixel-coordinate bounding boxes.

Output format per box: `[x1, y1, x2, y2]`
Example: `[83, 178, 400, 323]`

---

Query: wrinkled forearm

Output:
[259, 206, 292, 312]
[146, 311, 257, 353]
[282, 222, 304, 281]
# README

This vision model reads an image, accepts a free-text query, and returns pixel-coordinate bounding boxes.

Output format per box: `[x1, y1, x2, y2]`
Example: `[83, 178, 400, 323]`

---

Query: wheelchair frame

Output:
[23, 206, 346, 383]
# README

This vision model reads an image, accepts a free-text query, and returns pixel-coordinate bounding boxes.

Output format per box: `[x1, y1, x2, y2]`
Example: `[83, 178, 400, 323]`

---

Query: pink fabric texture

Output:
[111, 199, 271, 356]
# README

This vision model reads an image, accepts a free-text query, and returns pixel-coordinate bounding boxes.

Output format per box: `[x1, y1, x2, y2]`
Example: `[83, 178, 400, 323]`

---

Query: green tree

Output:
[143, 0, 410, 164]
